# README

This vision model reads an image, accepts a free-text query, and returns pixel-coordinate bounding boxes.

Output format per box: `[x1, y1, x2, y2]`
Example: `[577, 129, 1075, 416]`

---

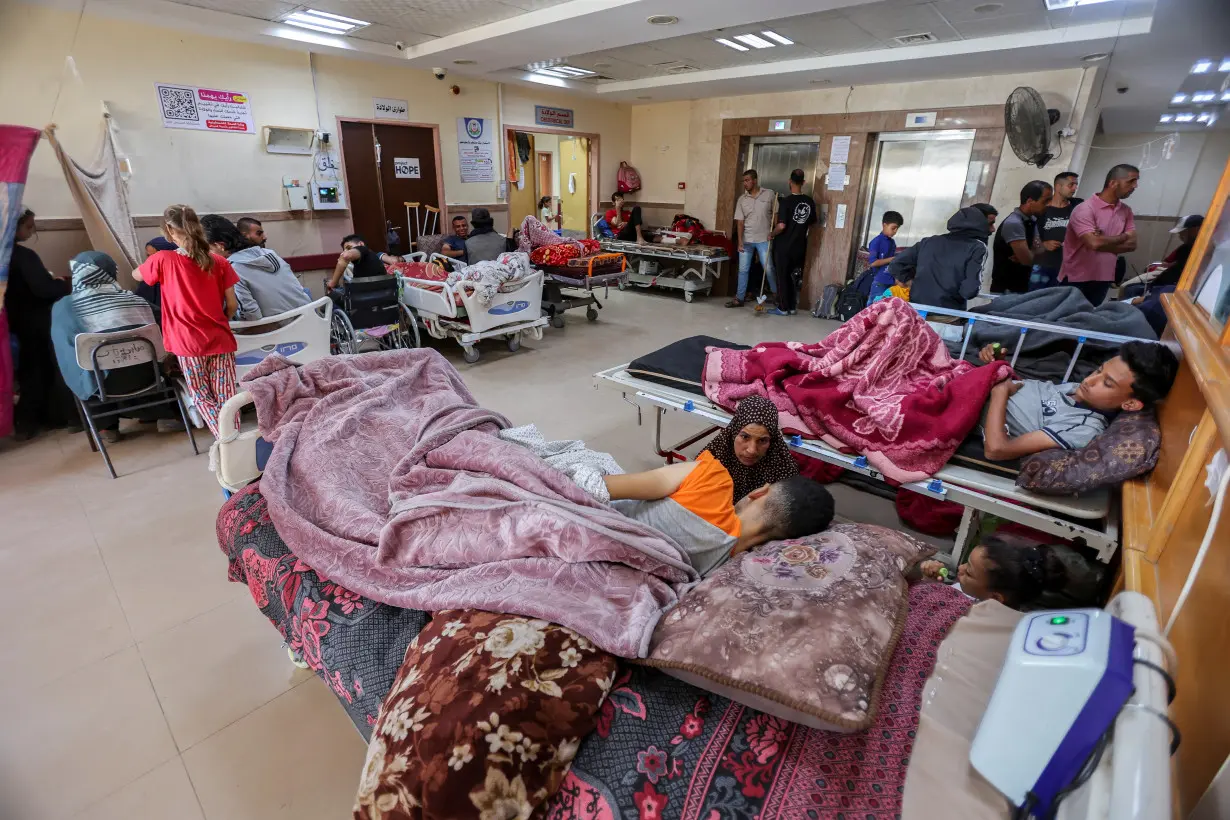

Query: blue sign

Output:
[488, 300, 530, 316]
[535, 106, 574, 128]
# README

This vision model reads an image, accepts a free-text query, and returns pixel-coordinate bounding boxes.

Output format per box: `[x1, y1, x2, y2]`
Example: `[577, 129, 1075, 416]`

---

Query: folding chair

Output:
[74, 324, 199, 478]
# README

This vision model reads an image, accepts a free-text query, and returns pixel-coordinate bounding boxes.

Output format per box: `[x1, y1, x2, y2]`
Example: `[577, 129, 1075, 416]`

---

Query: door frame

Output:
[505, 126, 599, 234]
[536, 151, 553, 204]
[336, 117, 447, 241]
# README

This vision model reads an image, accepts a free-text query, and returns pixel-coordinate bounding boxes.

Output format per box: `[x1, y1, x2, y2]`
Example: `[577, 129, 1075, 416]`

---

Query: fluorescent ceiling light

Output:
[1222, 91, 1230, 101]
[1044, 0, 1115, 8]
[1192, 59, 1214, 73]
[761, 30, 794, 45]
[1175, 112, 1196, 122]
[715, 37, 750, 51]
[533, 68, 572, 78]
[733, 33, 776, 49]
[1159, 114, 1173, 123]
[1192, 91, 1216, 102]
[282, 9, 368, 34]
[1220, 58, 1230, 72]
[1171, 93, 1187, 104]
[553, 66, 595, 76]
[1197, 112, 1212, 123]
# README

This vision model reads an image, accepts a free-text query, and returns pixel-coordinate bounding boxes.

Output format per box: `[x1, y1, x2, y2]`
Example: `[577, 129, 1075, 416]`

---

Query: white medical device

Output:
[971, 609, 1135, 818]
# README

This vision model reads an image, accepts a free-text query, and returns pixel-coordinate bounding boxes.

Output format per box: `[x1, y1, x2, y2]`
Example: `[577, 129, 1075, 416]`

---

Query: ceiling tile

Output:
[929, 0, 1021, 24]
[567, 54, 662, 81]
[173, 0, 300, 21]
[843, 1, 960, 40]
[953, 11, 1050, 39]
[303, 0, 437, 26]
[501, 0, 575, 9]
[780, 14, 885, 55]
[349, 24, 436, 45]
[384, 0, 523, 37]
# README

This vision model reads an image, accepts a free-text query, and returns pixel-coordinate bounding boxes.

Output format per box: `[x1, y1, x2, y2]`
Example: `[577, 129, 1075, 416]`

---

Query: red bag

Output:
[616, 161, 641, 194]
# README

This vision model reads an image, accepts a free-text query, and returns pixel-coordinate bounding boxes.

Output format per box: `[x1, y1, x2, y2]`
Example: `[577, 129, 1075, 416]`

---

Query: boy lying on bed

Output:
[977, 339, 1178, 461]
[602, 452, 835, 576]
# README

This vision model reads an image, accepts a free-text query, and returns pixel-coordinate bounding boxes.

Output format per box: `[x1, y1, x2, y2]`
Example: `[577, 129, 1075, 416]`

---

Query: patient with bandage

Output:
[603, 455, 834, 576]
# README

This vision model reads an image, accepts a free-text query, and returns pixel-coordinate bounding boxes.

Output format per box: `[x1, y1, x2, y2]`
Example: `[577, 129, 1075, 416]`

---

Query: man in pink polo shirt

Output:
[1060, 163, 1139, 305]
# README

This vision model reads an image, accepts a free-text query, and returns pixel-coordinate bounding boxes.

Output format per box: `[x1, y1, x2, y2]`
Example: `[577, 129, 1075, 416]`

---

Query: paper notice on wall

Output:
[373, 97, 409, 121]
[457, 117, 495, 183]
[835, 204, 847, 229]
[393, 157, 421, 179]
[826, 163, 847, 191]
[156, 84, 254, 134]
[830, 136, 851, 164]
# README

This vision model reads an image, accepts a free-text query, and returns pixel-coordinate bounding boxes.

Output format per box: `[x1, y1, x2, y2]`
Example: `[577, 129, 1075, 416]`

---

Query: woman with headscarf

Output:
[51, 251, 180, 443]
[701, 395, 799, 502]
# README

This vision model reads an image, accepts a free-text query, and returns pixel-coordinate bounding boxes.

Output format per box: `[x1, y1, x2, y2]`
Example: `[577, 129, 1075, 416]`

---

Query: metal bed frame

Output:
[593, 304, 1161, 565]
[597, 239, 728, 303]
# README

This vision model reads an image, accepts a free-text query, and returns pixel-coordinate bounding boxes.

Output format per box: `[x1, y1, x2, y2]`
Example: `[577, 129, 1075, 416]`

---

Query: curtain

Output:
[0, 125, 42, 438]
[45, 118, 141, 285]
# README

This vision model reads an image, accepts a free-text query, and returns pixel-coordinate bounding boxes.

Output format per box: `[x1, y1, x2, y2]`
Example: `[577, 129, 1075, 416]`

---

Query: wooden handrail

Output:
[1163, 293, 1230, 453]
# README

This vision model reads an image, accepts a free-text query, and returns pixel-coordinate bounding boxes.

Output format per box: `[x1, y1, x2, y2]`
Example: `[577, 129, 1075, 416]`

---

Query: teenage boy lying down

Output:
[978, 339, 1178, 461]
[604, 451, 835, 576]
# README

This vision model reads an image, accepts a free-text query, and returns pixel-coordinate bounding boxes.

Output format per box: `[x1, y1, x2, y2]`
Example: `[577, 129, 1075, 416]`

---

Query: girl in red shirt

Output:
[133, 205, 239, 437]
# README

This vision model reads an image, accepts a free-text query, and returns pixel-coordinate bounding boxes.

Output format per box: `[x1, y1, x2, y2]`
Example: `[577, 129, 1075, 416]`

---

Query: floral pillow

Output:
[1016, 409, 1161, 495]
[353, 610, 618, 820]
[641, 523, 932, 733]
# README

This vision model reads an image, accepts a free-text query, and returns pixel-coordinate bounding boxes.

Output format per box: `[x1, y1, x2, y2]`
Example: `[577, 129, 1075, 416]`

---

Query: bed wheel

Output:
[586, 307, 599, 322]
[550, 314, 566, 329]
[506, 335, 521, 352]
[684, 290, 694, 303]
[463, 346, 480, 364]
[617, 281, 626, 291]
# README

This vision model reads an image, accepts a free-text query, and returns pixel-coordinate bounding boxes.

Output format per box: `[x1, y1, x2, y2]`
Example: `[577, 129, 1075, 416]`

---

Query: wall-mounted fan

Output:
[1005, 86, 1062, 168]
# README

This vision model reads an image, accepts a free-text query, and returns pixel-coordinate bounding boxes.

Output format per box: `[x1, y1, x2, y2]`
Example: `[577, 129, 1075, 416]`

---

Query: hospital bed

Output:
[597, 238, 727, 302]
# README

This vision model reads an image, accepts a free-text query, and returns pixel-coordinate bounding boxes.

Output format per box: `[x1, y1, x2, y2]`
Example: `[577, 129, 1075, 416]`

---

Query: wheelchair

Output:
[327, 274, 420, 355]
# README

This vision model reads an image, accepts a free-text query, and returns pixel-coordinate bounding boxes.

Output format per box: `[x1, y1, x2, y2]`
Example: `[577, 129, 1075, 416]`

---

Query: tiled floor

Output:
[0, 289, 922, 819]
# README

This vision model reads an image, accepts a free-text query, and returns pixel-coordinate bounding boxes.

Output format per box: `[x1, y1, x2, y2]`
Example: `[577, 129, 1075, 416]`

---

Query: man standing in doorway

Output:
[729, 169, 777, 308]
[1061, 164, 1139, 305]
[237, 217, 266, 249]
[991, 180, 1053, 295]
[1030, 171, 1082, 291]
[769, 169, 817, 316]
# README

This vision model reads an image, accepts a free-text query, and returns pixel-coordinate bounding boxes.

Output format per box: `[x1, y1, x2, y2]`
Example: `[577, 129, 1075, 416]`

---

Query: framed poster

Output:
[155, 84, 254, 134]
[457, 117, 495, 183]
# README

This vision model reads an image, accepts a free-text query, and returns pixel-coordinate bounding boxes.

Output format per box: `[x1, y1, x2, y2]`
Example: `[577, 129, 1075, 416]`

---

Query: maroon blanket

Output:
[703, 298, 1012, 482]
[242, 350, 696, 658]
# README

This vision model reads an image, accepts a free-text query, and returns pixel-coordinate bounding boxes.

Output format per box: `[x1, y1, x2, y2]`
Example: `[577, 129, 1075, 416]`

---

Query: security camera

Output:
[432, 67, 447, 80]
[1116, 85, 1129, 95]
[394, 40, 406, 51]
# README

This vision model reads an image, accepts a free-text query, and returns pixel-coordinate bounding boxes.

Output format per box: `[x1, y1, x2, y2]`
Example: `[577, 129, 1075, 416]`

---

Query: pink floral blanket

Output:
[703, 298, 1012, 482]
[242, 350, 696, 658]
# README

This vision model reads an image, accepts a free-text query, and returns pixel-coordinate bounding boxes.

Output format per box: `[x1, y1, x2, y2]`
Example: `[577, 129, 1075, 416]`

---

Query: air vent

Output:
[651, 61, 698, 74]
[894, 32, 937, 45]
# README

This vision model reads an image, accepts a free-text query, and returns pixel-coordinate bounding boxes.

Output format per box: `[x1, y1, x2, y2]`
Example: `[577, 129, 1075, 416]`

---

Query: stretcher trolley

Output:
[597, 239, 726, 303]
[397, 254, 547, 364]
[539, 253, 628, 328]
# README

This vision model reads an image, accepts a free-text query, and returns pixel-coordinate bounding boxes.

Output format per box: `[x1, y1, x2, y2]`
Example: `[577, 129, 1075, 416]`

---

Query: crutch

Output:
[423, 205, 439, 237]
[404, 202, 420, 249]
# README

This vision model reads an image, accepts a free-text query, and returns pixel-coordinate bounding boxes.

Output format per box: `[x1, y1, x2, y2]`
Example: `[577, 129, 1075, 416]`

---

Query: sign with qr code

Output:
[155, 83, 255, 134]
[393, 157, 421, 179]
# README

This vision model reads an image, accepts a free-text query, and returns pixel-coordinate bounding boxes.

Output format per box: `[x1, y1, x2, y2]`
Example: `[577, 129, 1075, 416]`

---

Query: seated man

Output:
[202, 215, 309, 321]
[440, 214, 469, 264]
[604, 450, 835, 575]
[464, 208, 507, 264]
[327, 234, 403, 306]
[606, 191, 646, 244]
[978, 339, 1178, 461]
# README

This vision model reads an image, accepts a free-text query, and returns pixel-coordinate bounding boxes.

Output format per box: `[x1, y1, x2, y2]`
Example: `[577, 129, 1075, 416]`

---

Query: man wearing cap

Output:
[1060, 163, 1139, 305]
[1150, 214, 1204, 289]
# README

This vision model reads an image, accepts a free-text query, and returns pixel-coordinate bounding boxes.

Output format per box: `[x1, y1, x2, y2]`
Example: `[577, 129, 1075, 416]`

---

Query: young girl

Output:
[538, 196, 556, 227]
[132, 204, 239, 438]
[919, 538, 1068, 609]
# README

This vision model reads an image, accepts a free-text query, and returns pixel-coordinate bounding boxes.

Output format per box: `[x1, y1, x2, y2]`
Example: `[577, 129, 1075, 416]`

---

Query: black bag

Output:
[835, 287, 867, 321]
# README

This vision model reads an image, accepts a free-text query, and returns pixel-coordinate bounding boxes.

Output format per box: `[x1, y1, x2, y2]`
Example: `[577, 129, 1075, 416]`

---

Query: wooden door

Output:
[558, 137, 589, 233]
[339, 121, 386, 252]
[373, 123, 440, 249]
[508, 132, 538, 229]
[537, 152, 553, 203]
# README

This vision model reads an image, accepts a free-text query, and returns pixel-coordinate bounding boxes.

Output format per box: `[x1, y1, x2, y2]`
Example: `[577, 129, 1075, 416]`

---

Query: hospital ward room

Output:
[4, 0, 1230, 818]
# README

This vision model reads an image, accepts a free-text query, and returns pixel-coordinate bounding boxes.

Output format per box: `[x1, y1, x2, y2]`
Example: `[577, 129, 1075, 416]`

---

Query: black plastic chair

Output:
[73, 324, 198, 478]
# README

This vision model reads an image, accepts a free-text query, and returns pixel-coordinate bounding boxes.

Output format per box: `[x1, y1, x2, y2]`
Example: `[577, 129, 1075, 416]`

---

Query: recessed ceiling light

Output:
[974, 3, 1002, 11]
[1197, 112, 1212, 122]
[1171, 93, 1188, 104]
[1222, 90, 1230, 101]
[647, 15, 678, 25]
[1080, 52, 1108, 62]
[1159, 114, 1174, 123]
[1045, 0, 1115, 8]
[453, 59, 476, 65]
[531, 64, 594, 78]
[533, 68, 571, 78]
[1175, 112, 1196, 122]
[715, 37, 750, 52]
[734, 33, 776, 49]
[1192, 91, 1216, 102]
[1220, 58, 1230, 72]
[761, 30, 794, 45]
[1191, 59, 1214, 73]
[281, 8, 368, 34]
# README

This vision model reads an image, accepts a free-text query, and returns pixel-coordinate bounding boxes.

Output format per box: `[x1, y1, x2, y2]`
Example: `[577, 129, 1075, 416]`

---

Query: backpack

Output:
[813, 284, 841, 319]
[835, 287, 868, 321]
[617, 161, 642, 194]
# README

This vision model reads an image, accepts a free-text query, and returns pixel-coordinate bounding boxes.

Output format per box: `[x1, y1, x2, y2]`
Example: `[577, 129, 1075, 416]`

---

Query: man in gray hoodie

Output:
[201, 215, 311, 321]
[888, 205, 992, 311]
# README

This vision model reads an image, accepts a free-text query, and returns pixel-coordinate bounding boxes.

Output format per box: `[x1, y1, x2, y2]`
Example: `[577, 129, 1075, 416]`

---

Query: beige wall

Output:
[630, 67, 1095, 230]
[1, 3, 631, 271]
[629, 103, 690, 205]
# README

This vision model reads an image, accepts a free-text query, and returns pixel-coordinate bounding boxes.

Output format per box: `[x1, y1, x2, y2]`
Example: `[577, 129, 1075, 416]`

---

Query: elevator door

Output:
[748, 139, 821, 198]
[861, 130, 976, 250]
